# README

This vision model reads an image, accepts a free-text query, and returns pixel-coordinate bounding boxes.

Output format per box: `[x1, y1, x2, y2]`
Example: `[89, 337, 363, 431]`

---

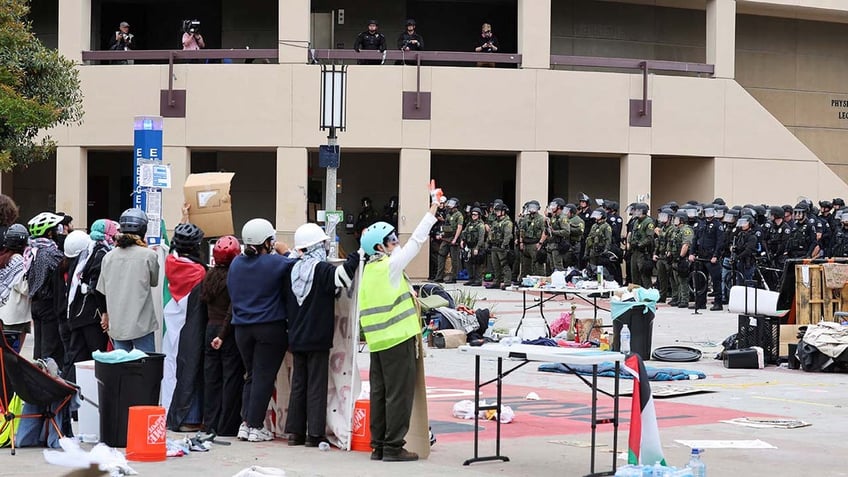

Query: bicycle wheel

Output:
[688, 270, 709, 296]
[723, 270, 745, 292]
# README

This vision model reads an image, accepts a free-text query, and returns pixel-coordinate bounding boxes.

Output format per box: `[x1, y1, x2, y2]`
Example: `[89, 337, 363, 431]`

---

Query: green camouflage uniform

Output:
[545, 212, 570, 271]
[462, 217, 486, 282]
[584, 221, 612, 267]
[654, 223, 674, 301]
[565, 215, 585, 268]
[490, 215, 514, 285]
[629, 216, 656, 288]
[436, 209, 464, 281]
[519, 212, 545, 278]
[671, 224, 695, 304]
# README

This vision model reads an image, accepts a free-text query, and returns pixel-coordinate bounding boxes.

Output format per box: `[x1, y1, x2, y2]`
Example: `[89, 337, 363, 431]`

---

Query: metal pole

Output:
[325, 127, 338, 258]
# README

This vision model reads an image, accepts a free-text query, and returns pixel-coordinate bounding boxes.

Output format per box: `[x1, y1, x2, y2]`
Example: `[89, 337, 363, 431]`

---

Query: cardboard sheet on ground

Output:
[620, 385, 717, 399]
[675, 439, 777, 449]
[720, 417, 810, 429]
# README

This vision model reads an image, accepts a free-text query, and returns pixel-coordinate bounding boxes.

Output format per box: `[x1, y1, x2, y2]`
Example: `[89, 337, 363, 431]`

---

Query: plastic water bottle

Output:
[687, 449, 705, 477]
[597, 265, 604, 288]
[318, 441, 330, 451]
[620, 324, 631, 354]
[484, 317, 496, 338]
[652, 462, 670, 477]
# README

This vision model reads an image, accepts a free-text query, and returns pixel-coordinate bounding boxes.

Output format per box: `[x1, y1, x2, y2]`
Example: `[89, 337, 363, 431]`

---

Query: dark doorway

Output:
[431, 153, 516, 211]
[94, 0, 223, 51]
[87, 151, 134, 228]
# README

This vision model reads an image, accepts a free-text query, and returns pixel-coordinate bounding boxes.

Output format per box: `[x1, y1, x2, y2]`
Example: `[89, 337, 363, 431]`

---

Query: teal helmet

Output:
[361, 221, 395, 255]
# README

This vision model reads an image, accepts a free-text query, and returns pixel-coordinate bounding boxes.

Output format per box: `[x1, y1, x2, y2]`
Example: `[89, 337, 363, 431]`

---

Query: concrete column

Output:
[619, 154, 652, 209]
[55, 147, 87, 227]
[279, 0, 310, 64]
[399, 149, 431, 280]
[518, 0, 551, 69]
[0, 173, 12, 196]
[162, 147, 190, 230]
[276, 147, 308, 245]
[516, 151, 549, 208]
[706, 0, 736, 79]
[58, 0, 92, 64]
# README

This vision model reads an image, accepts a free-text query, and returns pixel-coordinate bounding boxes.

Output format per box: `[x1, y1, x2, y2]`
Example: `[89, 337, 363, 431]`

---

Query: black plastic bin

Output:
[95, 352, 165, 447]
[612, 304, 655, 360]
[737, 314, 780, 364]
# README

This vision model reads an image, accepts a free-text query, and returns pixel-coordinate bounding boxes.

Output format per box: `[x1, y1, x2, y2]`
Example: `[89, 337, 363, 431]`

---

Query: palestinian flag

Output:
[623, 353, 666, 466]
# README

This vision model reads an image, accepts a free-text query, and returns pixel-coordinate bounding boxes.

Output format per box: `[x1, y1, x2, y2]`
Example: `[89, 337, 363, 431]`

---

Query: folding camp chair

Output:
[0, 323, 77, 455]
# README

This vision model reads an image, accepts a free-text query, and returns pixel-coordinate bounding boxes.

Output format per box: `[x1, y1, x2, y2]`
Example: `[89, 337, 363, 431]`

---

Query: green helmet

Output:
[27, 212, 63, 238]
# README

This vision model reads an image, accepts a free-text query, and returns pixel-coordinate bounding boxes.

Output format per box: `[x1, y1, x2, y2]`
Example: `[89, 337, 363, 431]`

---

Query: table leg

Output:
[590, 363, 598, 475]
[463, 355, 510, 465]
[516, 290, 528, 336]
[612, 360, 620, 474]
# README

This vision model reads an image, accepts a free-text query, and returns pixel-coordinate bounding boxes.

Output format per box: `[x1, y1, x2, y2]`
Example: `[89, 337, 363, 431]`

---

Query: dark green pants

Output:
[656, 259, 671, 299]
[630, 250, 653, 288]
[369, 336, 417, 451]
[491, 247, 512, 284]
[436, 241, 460, 280]
[520, 243, 543, 278]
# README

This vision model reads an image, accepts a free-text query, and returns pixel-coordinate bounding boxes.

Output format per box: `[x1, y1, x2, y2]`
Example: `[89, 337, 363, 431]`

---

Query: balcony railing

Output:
[80, 49, 279, 64]
[550, 55, 714, 76]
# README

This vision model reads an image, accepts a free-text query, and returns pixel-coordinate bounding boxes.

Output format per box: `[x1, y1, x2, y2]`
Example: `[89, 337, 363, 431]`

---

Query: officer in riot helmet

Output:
[604, 200, 624, 284]
[829, 212, 848, 258]
[653, 207, 675, 303]
[732, 215, 759, 285]
[786, 202, 820, 259]
[698, 205, 724, 311]
[486, 203, 514, 289]
[576, 193, 593, 267]
[517, 200, 546, 280]
[669, 211, 694, 308]
[435, 197, 464, 283]
[565, 203, 585, 269]
[584, 208, 612, 270]
[543, 198, 570, 271]
[461, 207, 486, 285]
[765, 205, 791, 270]
[628, 203, 655, 288]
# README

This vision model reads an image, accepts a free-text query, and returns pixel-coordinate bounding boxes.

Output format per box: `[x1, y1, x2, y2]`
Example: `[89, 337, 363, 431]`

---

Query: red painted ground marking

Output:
[412, 375, 778, 443]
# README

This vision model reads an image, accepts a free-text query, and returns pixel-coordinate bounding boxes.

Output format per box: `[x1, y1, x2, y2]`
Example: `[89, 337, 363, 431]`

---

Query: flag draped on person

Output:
[623, 353, 666, 466]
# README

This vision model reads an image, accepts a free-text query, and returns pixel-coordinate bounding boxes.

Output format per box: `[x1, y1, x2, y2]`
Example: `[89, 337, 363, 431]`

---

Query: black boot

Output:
[383, 448, 419, 462]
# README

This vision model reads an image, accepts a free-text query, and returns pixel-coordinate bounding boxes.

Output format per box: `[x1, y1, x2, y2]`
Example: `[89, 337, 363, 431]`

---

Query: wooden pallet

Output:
[794, 264, 842, 324]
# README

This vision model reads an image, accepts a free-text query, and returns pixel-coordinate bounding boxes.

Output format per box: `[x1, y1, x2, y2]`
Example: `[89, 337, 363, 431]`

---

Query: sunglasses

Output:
[384, 232, 399, 245]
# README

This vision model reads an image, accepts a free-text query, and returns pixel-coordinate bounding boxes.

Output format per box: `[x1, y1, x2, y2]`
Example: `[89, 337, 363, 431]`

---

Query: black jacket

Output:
[354, 31, 386, 52]
[397, 32, 423, 50]
[733, 229, 758, 266]
[284, 253, 358, 352]
[67, 243, 109, 330]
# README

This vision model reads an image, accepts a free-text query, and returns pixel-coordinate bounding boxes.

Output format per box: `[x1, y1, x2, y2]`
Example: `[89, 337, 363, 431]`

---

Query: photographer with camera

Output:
[182, 19, 205, 51]
[396, 19, 423, 66]
[474, 23, 499, 67]
[109, 21, 134, 64]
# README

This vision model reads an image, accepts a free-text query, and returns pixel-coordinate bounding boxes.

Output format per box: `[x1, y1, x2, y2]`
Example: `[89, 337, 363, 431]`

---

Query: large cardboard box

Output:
[184, 172, 235, 237]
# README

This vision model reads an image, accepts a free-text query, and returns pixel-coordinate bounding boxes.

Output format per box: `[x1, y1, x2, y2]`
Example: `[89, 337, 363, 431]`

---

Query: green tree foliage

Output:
[0, 0, 83, 171]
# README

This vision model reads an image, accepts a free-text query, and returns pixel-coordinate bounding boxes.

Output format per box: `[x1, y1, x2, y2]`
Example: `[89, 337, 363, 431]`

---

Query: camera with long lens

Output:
[182, 19, 201, 34]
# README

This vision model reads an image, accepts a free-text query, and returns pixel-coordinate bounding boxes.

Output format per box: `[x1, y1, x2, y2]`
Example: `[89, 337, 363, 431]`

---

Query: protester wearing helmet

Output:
[25, 212, 65, 365]
[435, 197, 463, 284]
[284, 223, 359, 448]
[227, 218, 294, 443]
[196, 235, 245, 437]
[358, 190, 439, 462]
[164, 222, 208, 433]
[543, 198, 570, 271]
[0, 223, 30, 348]
[461, 207, 486, 286]
[669, 211, 693, 308]
[96, 208, 159, 353]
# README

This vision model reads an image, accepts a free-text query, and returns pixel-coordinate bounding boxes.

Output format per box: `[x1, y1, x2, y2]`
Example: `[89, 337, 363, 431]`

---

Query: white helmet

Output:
[63, 230, 91, 258]
[293, 223, 330, 250]
[241, 218, 276, 246]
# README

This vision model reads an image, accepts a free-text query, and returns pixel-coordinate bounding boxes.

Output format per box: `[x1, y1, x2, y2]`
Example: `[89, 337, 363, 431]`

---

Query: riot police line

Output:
[426, 194, 847, 311]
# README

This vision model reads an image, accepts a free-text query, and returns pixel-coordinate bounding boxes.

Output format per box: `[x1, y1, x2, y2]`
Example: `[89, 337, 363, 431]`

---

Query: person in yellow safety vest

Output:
[358, 196, 439, 462]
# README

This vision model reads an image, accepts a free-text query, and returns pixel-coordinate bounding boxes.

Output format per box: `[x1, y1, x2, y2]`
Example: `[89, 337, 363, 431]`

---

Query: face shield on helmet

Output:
[672, 215, 683, 226]
[714, 208, 725, 219]
[527, 202, 540, 213]
[737, 216, 753, 229]
[631, 206, 643, 218]
[793, 208, 806, 221]
[590, 209, 604, 220]
[445, 198, 458, 209]
[685, 208, 697, 219]
[723, 213, 737, 224]
[841, 211, 848, 225]
[704, 207, 715, 218]
[658, 212, 669, 223]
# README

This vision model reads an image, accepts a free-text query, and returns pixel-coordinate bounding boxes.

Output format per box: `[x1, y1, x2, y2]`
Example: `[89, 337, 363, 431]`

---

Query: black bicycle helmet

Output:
[4, 224, 29, 250]
[119, 208, 149, 236]
[173, 222, 204, 250]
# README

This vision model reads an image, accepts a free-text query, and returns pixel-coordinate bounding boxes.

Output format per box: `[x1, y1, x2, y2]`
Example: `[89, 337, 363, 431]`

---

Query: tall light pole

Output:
[319, 64, 347, 258]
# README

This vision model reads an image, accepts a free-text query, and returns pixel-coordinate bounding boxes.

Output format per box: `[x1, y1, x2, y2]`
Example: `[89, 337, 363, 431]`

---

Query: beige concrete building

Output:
[5, 0, 848, 277]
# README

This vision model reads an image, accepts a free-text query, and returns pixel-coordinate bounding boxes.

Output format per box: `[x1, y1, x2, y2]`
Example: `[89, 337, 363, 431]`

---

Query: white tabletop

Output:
[459, 343, 625, 365]
[518, 287, 626, 297]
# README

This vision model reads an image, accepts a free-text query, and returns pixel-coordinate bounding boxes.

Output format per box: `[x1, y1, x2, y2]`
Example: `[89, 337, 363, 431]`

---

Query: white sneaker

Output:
[237, 422, 249, 441]
[247, 427, 274, 442]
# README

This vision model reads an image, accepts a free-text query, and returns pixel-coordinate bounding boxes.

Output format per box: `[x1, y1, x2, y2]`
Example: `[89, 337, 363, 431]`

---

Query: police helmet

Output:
[446, 197, 459, 208]
[682, 205, 697, 218]
[714, 205, 727, 219]
[494, 203, 507, 212]
[731, 205, 743, 212]
[723, 209, 739, 223]
[841, 211, 848, 224]
[527, 200, 540, 213]
[658, 208, 673, 223]
[471, 207, 483, 215]
[769, 205, 784, 219]
[406, 18, 416, 26]
[820, 200, 833, 210]
[713, 197, 726, 206]
[738, 214, 754, 228]
[673, 210, 688, 223]
[704, 206, 715, 218]
[577, 192, 590, 203]
[794, 201, 810, 212]
[607, 200, 619, 211]
[666, 201, 679, 211]
[550, 198, 566, 209]
[834, 198, 845, 207]
[367, 19, 379, 26]
[753, 205, 767, 217]
[565, 203, 578, 214]
[686, 200, 699, 206]
[782, 204, 793, 214]
[740, 207, 756, 219]
[590, 208, 606, 220]
[494, 198, 504, 206]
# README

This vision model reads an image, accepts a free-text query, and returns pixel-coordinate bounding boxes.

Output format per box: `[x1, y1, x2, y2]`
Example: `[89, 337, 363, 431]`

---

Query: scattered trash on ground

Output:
[232, 466, 286, 477]
[452, 399, 515, 423]
[524, 392, 540, 400]
[43, 437, 137, 476]
[720, 417, 810, 429]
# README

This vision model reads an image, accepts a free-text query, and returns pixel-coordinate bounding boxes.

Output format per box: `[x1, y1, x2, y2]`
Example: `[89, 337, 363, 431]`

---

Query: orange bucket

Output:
[350, 399, 371, 452]
[125, 405, 166, 462]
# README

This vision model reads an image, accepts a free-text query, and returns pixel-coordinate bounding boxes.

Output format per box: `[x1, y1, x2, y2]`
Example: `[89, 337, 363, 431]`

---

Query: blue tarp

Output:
[538, 362, 706, 381]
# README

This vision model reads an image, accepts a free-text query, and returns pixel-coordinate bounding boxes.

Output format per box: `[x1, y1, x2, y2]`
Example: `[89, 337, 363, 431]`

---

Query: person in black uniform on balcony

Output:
[396, 19, 423, 65]
[354, 20, 387, 65]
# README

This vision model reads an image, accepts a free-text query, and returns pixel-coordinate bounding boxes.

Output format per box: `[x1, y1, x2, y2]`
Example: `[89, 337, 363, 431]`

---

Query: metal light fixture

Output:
[320, 64, 347, 132]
